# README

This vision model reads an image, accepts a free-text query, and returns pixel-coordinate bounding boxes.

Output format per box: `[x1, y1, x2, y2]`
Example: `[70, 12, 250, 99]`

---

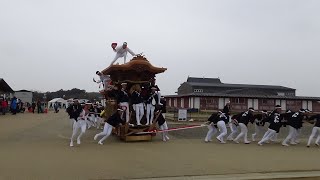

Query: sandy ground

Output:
[0, 111, 319, 180]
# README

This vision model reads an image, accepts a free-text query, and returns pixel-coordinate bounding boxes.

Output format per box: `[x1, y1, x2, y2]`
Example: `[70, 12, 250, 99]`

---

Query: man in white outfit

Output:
[93, 71, 111, 91]
[118, 83, 130, 123]
[205, 112, 219, 143]
[216, 112, 228, 144]
[70, 103, 90, 147]
[307, 114, 320, 147]
[110, 42, 136, 65]
[146, 87, 158, 125]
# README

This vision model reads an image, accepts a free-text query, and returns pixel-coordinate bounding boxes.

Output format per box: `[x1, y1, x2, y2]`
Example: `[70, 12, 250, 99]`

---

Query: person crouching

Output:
[94, 108, 124, 145]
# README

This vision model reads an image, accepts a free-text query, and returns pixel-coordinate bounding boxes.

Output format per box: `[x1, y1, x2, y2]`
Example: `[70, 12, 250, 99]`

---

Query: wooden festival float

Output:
[100, 54, 167, 142]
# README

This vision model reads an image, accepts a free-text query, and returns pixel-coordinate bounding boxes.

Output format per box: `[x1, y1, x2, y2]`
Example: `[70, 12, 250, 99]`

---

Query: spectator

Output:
[54, 102, 59, 113]
[2, 99, 8, 115]
[37, 100, 43, 113]
[32, 102, 36, 113]
[11, 97, 17, 115]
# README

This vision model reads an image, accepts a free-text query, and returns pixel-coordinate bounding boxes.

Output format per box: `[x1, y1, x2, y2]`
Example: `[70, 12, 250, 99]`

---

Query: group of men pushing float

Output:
[206, 102, 320, 148]
[67, 42, 169, 147]
[67, 41, 320, 148]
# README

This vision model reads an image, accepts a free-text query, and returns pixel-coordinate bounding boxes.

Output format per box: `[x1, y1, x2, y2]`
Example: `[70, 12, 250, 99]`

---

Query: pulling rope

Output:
[134, 123, 207, 135]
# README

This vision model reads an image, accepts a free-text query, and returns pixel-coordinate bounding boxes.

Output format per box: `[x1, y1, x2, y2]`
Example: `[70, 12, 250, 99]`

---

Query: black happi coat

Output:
[131, 91, 143, 105]
[146, 92, 158, 105]
[238, 111, 254, 126]
[308, 114, 320, 127]
[106, 112, 123, 127]
[157, 113, 166, 126]
[268, 112, 283, 133]
[288, 112, 304, 129]
[117, 89, 129, 103]
[252, 114, 268, 126]
[66, 104, 83, 121]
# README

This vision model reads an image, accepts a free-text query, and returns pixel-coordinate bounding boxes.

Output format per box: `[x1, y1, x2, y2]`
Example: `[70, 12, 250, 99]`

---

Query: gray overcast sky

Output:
[1, 0, 320, 96]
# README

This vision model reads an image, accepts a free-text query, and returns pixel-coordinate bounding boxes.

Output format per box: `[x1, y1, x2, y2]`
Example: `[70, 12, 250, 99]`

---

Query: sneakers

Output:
[227, 137, 234, 141]
[165, 135, 170, 141]
[98, 141, 103, 145]
[316, 143, 319, 146]
[290, 142, 297, 145]
[282, 143, 289, 147]
[220, 140, 226, 144]
[233, 140, 240, 144]
[216, 137, 222, 143]
[69, 141, 74, 147]
[258, 142, 263, 146]
[244, 141, 251, 144]
[77, 138, 81, 145]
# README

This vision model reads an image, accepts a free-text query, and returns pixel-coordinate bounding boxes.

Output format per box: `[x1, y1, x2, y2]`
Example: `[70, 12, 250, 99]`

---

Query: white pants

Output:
[134, 103, 144, 125]
[270, 132, 278, 142]
[111, 52, 127, 65]
[146, 104, 155, 125]
[156, 92, 162, 104]
[71, 120, 87, 143]
[307, 127, 320, 146]
[227, 123, 238, 140]
[217, 121, 228, 142]
[205, 123, 218, 142]
[95, 123, 113, 144]
[294, 128, 301, 143]
[95, 117, 103, 129]
[317, 134, 320, 145]
[234, 123, 249, 143]
[160, 122, 169, 141]
[282, 126, 297, 144]
[252, 124, 264, 141]
[87, 114, 96, 129]
[258, 128, 277, 145]
[119, 102, 129, 123]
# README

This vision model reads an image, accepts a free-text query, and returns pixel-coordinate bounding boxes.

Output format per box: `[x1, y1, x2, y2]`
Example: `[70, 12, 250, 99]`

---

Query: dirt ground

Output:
[0, 111, 319, 180]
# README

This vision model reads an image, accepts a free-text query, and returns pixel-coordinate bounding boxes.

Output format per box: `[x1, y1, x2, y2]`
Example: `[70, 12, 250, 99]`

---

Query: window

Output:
[277, 92, 285, 96]
[194, 89, 203, 93]
[231, 98, 245, 104]
[261, 99, 274, 105]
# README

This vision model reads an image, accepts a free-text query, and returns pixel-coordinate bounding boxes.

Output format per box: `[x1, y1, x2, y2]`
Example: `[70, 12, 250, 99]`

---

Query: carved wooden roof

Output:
[101, 55, 167, 83]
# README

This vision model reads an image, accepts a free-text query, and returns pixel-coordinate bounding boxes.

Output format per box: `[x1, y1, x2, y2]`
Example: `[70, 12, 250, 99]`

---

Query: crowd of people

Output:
[205, 102, 320, 148]
[0, 96, 47, 115]
[0, 96, 26, 115]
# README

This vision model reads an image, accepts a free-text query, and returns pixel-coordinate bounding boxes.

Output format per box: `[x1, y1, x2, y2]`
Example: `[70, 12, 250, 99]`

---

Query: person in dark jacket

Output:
[94, 108, 124, 145]
[258, 105, 283, 146]
[31, 102, 36, 113]
[146, 87, 159, 125]
[154, 101, 170, 142]
[307, 114, 320, 147]
[227, 113, 240, 141]
[204, 112, 219, 143]
[66, 99, 83, 128]
[251, 110, 269, 142]
[216, 111, 229, 143]
[117, 83, 130, 123]
[233, 107, 255, 144]
[282, 109, 309, 146]
[10, 97, 17, 115]
[130, 84, 144, 125]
